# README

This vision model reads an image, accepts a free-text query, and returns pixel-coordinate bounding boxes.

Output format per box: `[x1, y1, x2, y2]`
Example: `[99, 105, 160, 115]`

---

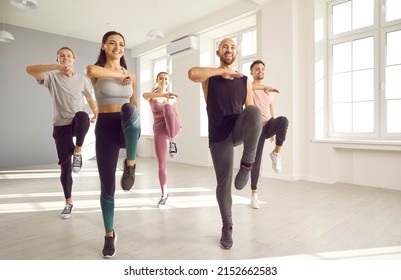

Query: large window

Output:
[327, 0, 401, 140]
[200, 28, 257, 136]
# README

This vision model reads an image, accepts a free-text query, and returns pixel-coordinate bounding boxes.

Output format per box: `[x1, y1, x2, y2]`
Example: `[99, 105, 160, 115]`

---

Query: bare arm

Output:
[188, 67, 243, 103]
[252, 83, 279, 93]
[26, 64, 73, 80]
[86, 65, 130, 81]
[143, 91, 177, 101]
[188, 67, 223, 83]
[129, 72, 138, 107]
[188, 67, 243, 83]
[173, 99, 180, 124]
[270, 103, 276, 118]
[85, 95, 98, 123]
[244, 78, 254, 106]
[268, 102, 276, 142]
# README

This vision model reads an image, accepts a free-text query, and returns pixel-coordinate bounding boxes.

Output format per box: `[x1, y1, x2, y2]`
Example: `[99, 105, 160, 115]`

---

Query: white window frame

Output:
[326, 0, 401, 141]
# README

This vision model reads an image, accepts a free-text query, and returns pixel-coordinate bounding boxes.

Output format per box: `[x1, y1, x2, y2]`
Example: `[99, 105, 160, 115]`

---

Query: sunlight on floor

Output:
[0, 188, 265, 214]
[264, 246, 401, 260]
[0, 168, 142, 179]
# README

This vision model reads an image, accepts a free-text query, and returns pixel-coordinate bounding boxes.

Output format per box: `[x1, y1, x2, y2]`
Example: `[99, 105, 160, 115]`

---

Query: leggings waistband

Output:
[153, 113, 164, 119]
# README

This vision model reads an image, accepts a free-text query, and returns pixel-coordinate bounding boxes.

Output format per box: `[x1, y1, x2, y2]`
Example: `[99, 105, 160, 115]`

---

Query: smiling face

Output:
[56, 48, 75, 67]
[156, 72, 169, 89]
[216, 38, 238, 66]
[102, 34, 125, 60]
[250, 62, 265, 81]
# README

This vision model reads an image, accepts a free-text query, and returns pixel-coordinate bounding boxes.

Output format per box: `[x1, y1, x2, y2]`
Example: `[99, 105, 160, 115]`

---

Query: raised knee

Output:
[75, 111, 89, 120]
[121, 103, 138, 121]
[163, 103, 174, 112]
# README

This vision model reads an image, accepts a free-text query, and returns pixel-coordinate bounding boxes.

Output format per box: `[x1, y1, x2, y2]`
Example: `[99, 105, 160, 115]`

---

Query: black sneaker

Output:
[102, 231, 117, 259]
[121, 159, 135, 191]
[220, 225, 233, 249]
[60, 203, 73, 219]
[234, 163, 252, 190]
[169, 142, 177, 158]
[72, 154, 82, 173]
[157, 194, 169, 208]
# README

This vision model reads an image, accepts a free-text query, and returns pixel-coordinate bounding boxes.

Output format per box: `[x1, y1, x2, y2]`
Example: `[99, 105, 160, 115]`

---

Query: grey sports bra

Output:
[94, 68, 132, 106]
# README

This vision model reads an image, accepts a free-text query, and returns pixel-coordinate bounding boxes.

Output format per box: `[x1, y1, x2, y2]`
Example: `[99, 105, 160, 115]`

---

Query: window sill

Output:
[312, 138, 401, 151]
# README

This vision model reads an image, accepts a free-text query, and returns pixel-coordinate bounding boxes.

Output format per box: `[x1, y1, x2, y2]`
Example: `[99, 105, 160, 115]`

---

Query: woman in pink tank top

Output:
[143, 72, 181, 207]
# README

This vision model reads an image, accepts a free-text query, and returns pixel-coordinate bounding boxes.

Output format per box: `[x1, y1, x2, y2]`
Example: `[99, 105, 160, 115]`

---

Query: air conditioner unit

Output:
[167, 36, 198, 56]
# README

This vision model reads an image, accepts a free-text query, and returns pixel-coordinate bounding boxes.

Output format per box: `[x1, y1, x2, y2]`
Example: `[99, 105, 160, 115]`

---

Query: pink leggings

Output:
[153, 103, 180, 193]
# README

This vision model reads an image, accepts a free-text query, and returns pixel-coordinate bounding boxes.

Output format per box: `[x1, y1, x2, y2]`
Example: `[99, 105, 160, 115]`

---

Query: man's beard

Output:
[220, 53, 237, 66]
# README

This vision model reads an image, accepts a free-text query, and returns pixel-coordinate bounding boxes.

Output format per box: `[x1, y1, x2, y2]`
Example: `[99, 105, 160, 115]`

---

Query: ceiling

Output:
[0, 0, 273, 51]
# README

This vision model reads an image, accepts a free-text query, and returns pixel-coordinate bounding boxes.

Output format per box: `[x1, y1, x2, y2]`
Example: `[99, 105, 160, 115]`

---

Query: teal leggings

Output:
[95, 103, 141, 233]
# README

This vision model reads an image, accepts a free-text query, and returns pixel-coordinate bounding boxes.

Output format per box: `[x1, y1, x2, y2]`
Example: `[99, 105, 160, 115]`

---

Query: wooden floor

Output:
[1, 157, 401, 260]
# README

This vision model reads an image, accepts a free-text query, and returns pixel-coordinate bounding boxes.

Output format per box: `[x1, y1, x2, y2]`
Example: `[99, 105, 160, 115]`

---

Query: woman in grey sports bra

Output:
[86, 31, 141, 259]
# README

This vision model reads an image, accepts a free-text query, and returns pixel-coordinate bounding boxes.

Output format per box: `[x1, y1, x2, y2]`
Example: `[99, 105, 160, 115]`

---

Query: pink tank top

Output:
[252, 89, 274, 125]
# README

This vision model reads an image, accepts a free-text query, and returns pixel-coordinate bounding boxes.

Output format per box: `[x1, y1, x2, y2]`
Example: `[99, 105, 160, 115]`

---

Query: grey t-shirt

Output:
[39, 71, 92, 126]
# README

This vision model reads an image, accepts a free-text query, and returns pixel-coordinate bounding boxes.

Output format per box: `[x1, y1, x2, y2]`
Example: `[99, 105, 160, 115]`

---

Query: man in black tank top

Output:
[188, 38, 262, 249]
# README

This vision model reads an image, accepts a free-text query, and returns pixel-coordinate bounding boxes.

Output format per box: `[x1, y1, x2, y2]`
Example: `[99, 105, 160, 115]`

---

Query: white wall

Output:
[170, 50, 211, 166]
[0, 25, 136, 169]
[259, 0, 401, 190]
[261, 0, 300, 181]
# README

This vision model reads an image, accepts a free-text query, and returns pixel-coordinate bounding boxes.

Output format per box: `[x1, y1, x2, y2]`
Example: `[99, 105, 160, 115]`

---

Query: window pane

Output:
[386, 65, 401, 99]
[332, 1, 351, 35]
[387, 100, 401, 133]
[353, 101, 374, 132]
[386, 0, 401, 22]
[333, 103, 352, 132]
[154, 59, 168, 80]
[241, 61, 252, 76]
[386, 30, 401, 66]
[241, 30, 257, 57]
[353, 69, 374, 101]
[353, 37, 374, 70]
[333, 42, 352, 73]
[332, 72, 352, 103]
[353, 0, 374, 30]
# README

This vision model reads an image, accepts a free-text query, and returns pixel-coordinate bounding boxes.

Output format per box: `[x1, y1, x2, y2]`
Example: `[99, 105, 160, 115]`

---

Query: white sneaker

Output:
[270, 152, 282, 173]
[250, 194, 260, 209]
[61, 203, 73, 219]
[157, 194, 169, 208]
[169, 142, 177, 158]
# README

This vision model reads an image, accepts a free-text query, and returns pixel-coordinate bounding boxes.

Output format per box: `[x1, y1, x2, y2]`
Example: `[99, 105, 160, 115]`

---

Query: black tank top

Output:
[206, 75, 247, 143]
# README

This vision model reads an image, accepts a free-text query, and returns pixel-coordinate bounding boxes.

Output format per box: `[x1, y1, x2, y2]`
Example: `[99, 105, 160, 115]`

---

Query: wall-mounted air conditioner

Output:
[167, 36, 198, 56]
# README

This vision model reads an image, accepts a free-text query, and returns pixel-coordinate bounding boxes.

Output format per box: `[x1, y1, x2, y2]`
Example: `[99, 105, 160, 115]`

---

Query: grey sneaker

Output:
[169, 142, 177, 158]
[234, 163, 252, 190]
[61, 203, 73, 219]
[157, 194, 169, 208]
[270, 152, 282, 173]
[72, 154, 82, 173]
[121, 159, 135, 191]
[220, 225, 233, 249]
[102, 231, 117, 259]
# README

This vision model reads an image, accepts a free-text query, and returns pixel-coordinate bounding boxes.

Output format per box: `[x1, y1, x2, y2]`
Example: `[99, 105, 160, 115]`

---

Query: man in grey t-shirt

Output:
[26, 47, 97, 219]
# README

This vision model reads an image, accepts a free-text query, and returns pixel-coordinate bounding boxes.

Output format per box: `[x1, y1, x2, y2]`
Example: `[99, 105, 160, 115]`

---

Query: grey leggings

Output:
[209, 105, 262, 226]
